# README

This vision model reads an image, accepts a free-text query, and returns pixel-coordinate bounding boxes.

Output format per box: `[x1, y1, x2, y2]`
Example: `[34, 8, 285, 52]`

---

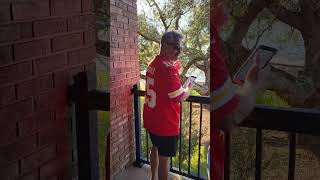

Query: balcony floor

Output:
[115, 164, 194, 180]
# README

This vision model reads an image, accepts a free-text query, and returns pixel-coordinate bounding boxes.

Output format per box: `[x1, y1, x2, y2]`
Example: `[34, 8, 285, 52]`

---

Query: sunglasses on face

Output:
[166, 42, 183, 51]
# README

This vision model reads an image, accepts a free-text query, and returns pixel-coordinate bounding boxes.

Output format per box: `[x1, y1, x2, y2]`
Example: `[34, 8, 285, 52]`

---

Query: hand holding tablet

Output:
[233, 45, 278, 83]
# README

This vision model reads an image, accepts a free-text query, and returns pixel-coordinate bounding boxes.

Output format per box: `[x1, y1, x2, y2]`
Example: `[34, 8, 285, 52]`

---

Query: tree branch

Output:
[146, 0, 169, 30]
[228, 0, 266, 46]
[267, 5, 305, 34]
[262, 66, 311, 106]
[138, 30, 160, 44]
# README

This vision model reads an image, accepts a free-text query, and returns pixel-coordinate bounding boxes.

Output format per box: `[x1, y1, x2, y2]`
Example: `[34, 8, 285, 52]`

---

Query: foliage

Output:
[256, 90, 290, 108]
[138, 0, 210, 85]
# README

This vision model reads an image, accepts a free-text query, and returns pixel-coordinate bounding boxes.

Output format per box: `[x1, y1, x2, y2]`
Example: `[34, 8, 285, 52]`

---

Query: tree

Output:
[221, 0, 320, 177]
[222, 0, 320, 108]
[138, 0, 210, 88]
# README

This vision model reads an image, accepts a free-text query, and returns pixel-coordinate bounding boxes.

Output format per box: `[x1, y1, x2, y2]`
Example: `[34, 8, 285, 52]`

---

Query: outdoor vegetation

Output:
[94, 0, 110, 180]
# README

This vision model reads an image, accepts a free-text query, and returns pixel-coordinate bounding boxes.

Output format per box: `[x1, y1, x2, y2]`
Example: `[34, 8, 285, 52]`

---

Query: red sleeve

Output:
[210, 27, 239, 120]
[164, 63, 185, 102]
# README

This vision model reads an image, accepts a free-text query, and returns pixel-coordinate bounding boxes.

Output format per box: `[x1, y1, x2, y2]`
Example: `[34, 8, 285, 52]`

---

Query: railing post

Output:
[224, 132, 231, 180]
[255, 129, 262, 180]
[288, 133, 296, 180]
[132, 84, 143, 167]
[69, 72, 99, 180]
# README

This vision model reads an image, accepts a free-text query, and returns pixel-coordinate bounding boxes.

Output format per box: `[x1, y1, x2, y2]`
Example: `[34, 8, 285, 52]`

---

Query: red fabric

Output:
[143, 55, 183, 136]
[210, 26, 239, 120]
[210, 6, 239, 180]
[211, 0, 227, 30]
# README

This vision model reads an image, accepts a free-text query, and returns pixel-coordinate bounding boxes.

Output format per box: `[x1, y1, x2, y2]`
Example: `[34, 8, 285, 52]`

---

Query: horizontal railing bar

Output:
[135, 90, 210, 104]
[240, 105, 320, 136]
[87, 90, 110, 111]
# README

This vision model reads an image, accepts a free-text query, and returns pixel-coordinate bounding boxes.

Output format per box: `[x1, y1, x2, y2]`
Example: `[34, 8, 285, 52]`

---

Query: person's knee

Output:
[151, 146, 158, 154]
[158, 155, 169, 164]
[152, 146, 158, 151]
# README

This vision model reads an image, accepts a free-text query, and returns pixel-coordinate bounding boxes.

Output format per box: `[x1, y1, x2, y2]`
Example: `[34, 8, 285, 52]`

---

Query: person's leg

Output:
[158, 155, 170, 180]
[150, 146, 159, 180]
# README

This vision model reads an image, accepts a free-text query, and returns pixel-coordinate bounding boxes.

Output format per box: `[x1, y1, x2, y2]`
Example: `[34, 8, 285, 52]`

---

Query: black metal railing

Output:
[229, 105, 320, 180]
[69, 72, 110, 180]
[132, 84, 210, 180]
[132, 84, 320, 180]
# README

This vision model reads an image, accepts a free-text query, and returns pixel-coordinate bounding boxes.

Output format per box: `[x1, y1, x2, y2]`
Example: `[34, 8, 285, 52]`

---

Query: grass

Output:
[97, 111, 109, 180]
[256, 90, 290, 107]
[96, 69, 110, 180]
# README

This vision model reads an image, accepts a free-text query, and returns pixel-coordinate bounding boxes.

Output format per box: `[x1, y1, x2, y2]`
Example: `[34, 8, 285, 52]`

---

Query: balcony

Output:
[124, 84, 320, 180]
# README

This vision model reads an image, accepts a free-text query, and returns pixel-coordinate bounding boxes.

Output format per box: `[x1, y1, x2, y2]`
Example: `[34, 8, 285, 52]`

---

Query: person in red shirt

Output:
[209, 0, 268, 179]
[143, 31, 193, 180]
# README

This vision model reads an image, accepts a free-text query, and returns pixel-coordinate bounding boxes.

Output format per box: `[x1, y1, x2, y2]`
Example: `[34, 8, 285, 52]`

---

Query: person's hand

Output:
[245, 63, 259, 84]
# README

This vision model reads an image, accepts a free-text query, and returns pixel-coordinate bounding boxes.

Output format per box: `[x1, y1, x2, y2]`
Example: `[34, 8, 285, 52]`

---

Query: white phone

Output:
[183, 76, 197, 88]
[233, 45, 277, 82]
[189, 76, 197, 83]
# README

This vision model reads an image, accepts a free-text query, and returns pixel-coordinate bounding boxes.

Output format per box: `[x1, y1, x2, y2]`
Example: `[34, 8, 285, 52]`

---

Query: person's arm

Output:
[216, 63, 270, 131]
[168, 79, 193, 102]
[216, 81, 257, 131]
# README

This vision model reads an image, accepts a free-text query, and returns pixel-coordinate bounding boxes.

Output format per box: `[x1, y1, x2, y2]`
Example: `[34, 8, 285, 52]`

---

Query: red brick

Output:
[85, 62, 96, 73]
[39, 156, 71, 180]
[51, 0, 81, 16]
[0, 134, 37, 162]
[56, 138, 71, 155]
[127, 5, 137, 14]
[67, 15, 94, 31]
[0, 46, 13, 67]
[58, 170, 72, 180]
[34, 18, 67, 37]
[115, 1, 127, 10]
[68, 46, 96, 65]
[0, 162, 19, 180]
[38, 110, 55, 130]
[34, 53, 68, 75]
[34, 92, 53, 111]
[0, 5, 11, 23]
[0, 62, 33, 86]
[0, 121, 18, 147]
[0, 98, 33, 127]
[112, 35, 124, 42]
[21, 145, 56, 174]
[0, 85, 16, 107]
[0, 23, 33, 43]
[111, 48, 124, 55]
[52, 33, 83, 52]
[12, 1, 50, 20]
[110, 21, 123, 28]
[18, 110, 54, 137]
[84, 30, 96, 45]
[14, 39, 51, 61]
[38, 129, 57, 147]
[17, 75, 53, 99]
[116, 14, 129, 24]
[111, 5, 123, 15]
[123, 11, 137, 20]
[82, 0, 94, 12]
[17, 171, 39, 180]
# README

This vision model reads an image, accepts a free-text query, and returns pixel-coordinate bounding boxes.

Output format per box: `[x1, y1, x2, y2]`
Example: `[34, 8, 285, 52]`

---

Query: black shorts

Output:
[148, 131, 179, 157]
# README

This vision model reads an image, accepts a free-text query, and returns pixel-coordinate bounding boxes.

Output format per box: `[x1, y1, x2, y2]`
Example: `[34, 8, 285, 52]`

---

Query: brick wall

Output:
[0, 0, 96, 180]
[110, 0, 139, 178]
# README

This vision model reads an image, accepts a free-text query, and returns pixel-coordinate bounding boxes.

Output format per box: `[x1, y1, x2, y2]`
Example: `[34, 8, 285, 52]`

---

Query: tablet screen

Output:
[234, 45, 277, 82]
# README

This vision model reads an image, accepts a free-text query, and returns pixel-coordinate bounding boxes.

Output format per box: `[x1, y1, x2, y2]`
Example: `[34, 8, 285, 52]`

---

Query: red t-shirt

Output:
[143, 55, 184, 136]
[210, 26, 239, 180]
